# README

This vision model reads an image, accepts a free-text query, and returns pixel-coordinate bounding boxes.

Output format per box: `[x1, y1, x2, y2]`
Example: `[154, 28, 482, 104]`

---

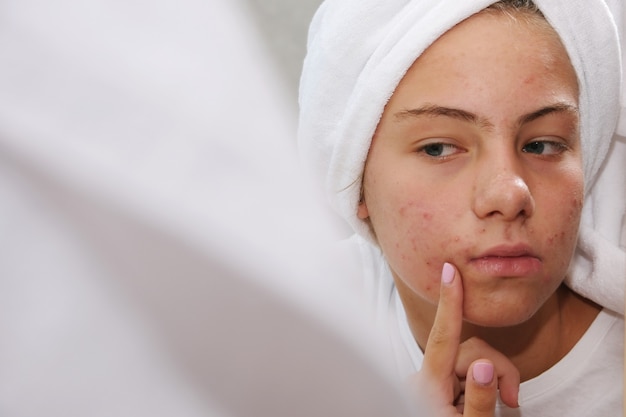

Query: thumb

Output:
[463, 360, 497, 417]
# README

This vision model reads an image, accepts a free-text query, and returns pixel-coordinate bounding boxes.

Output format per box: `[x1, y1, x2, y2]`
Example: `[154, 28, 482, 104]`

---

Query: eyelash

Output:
[416, 142, 460, 158]
[415, 139, 570, 159]
[521, 140, 569, 156]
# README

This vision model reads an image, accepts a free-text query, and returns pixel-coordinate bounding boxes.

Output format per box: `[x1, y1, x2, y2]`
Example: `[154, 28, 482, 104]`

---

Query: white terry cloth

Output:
[569, 0, 626, 314]
[570, 133, 626, 313]
[298, 0, 625, 312]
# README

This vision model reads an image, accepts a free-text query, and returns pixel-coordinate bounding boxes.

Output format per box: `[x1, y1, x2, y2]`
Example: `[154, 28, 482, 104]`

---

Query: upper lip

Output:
[472, 244, 539, 260]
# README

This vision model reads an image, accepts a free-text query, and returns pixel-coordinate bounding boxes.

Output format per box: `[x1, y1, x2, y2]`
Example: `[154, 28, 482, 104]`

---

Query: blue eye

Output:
[522, 141, 567, 155]
[419, 143, 459, 157]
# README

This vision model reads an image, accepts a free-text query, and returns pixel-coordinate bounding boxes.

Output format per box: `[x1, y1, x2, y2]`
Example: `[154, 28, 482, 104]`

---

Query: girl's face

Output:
[358, 11, 582, 327]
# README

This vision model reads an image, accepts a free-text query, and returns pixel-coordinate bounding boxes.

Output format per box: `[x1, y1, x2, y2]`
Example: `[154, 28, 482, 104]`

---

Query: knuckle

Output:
[461, 336, 489, 354]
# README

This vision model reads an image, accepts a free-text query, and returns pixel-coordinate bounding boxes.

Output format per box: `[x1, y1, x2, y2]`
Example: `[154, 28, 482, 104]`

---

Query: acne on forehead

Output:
[480, 10, 580, 94]
[390, 10, 579, 110]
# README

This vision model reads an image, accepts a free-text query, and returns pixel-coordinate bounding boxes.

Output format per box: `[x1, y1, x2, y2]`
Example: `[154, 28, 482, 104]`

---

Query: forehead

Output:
[385, 11, 579, 116]
[428, 11, 571, 75]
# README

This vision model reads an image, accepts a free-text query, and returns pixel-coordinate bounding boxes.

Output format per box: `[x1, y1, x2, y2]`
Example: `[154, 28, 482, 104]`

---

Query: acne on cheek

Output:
[437, 235, 462, 253]
[393, 203, 460, 296]
[400, 203, 465, 260]
[546, 231, 567, 246]
[397, 203, 437, 242]
[570, 197, 583, 220]
[566, 196, 583, 232]
[545, 196, 581, 257]
[421, 262, 445, 296]
[398, 201, 433, 219]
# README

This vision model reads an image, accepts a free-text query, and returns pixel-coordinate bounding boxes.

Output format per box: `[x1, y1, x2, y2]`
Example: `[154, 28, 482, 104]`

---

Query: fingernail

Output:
[441, 262, 455, 285]
[472, 362, 494, 385]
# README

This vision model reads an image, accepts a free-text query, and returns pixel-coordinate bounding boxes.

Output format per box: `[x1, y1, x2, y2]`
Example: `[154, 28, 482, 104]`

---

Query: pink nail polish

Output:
[442, 262, 454, 285]
[472, 362, 494, 385]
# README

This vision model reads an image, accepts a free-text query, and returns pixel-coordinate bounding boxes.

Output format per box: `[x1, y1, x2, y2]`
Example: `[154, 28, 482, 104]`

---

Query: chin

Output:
[462, 301, 540, 328]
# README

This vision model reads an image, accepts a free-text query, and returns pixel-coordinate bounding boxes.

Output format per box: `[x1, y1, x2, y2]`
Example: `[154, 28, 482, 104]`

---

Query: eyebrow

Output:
[395, 102, 578, 128]
[517, 103, 579, 125]
[395, 104, 491, 128]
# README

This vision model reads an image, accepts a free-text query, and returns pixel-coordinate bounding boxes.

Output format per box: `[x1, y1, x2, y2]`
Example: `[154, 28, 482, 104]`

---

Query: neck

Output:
[400, 283, 600, 382]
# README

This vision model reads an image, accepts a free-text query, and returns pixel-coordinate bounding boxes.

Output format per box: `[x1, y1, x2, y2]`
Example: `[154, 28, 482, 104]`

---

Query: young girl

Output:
[299, 0, 624, 415]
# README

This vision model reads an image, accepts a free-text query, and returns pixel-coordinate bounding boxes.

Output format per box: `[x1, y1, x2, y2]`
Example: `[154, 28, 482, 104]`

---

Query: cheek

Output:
[408, 204, 468, 250]
[398, 201, 450, 253]
[381, 200, 467, 297]
[541, 191, 583, 267]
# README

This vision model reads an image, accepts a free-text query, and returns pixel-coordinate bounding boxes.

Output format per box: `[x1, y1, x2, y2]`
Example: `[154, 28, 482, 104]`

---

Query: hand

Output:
[408, 263, 520, 416]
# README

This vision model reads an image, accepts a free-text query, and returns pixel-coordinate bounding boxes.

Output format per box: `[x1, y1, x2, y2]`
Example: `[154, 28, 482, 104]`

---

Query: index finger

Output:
[422, 262, 464, 376]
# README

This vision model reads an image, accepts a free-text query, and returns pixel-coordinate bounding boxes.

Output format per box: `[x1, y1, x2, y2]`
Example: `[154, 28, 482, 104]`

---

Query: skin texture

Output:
[358, 10, 601, 414]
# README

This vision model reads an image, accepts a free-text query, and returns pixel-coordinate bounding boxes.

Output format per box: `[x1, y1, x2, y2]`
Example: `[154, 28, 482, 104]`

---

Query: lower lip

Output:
[469, 256, 542, 277]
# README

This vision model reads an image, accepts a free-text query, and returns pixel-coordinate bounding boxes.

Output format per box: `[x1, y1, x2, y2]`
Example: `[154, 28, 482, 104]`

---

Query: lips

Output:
[469, 244, 542, 277]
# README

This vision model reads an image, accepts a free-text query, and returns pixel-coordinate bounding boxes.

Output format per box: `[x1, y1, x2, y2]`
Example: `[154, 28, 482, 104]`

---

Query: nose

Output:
[472, 159, 535, 221]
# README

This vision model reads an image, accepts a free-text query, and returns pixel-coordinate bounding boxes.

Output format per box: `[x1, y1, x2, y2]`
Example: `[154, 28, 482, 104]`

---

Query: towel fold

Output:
[571, 134, 626, 312]
[299, 0, 625, 312]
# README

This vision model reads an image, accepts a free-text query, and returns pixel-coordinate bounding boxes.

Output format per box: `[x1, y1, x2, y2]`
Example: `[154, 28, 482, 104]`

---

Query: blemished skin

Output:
[357, 10, 600, 385]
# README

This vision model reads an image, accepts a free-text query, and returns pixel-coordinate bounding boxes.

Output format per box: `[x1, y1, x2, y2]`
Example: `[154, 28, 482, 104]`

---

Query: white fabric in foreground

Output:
[299, 0, 625, 312]
[0, 0, 412, 415]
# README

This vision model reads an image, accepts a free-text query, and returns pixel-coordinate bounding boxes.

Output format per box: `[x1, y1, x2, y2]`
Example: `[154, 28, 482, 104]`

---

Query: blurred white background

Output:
[0, 1, 412, 416]
[245, 0, 323, 102]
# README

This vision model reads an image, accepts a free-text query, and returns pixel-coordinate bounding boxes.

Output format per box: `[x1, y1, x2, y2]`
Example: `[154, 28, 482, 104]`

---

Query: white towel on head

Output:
[569, 1, 626, 314]
[299, 0, 625, 312]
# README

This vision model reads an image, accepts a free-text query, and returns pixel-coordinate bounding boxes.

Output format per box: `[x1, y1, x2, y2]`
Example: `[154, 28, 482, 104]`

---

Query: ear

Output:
[357, 200, 370, 220]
